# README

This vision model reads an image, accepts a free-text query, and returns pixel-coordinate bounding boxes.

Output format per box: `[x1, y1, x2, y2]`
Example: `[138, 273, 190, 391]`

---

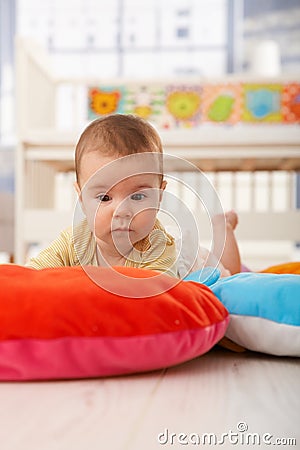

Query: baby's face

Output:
[76, 152, 165, 259]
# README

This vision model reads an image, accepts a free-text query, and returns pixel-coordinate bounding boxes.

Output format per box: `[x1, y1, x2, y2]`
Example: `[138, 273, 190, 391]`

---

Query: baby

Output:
[28, 114, 177, 276]
[27, 114, 241, 278]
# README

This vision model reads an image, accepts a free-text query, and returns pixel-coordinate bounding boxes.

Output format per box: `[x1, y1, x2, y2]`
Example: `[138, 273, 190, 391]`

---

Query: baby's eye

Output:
[131, 192, 146, 201]
[96, 194, 111, 202]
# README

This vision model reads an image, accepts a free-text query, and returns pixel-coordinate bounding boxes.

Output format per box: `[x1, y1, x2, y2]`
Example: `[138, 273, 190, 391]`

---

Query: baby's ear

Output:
[159, 179, 167, 202]
[160, 180, 167, 191]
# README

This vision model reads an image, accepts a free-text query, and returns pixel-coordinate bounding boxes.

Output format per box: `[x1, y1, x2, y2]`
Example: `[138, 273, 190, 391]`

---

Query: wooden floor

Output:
[0, 347, 299, 450]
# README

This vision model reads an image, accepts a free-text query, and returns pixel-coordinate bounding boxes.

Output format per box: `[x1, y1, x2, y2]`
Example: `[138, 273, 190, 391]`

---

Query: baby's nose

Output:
[114, 199, 133, 218]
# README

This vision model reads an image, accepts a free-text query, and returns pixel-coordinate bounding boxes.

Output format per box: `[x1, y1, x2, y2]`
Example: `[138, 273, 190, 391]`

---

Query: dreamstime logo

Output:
[157, 423, 297, 447]
[72, 152, 226, 297]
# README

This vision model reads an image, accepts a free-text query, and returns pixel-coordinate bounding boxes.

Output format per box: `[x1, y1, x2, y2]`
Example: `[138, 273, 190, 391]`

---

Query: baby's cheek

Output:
[82, 197, 98, 217]
[135, 209, 157, 230]
[94, 208, 110, 228]
[137, 197, 159, 214]
[83, 202, 107, 233]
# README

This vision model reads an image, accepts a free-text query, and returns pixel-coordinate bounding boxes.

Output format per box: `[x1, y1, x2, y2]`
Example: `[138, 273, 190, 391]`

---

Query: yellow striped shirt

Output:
[27, 218, 178, 277]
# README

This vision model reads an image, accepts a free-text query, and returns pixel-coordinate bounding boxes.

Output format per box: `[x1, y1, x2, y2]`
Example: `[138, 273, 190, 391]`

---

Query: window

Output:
[16, 0, 230, 78]
[177, 27, 189, 39]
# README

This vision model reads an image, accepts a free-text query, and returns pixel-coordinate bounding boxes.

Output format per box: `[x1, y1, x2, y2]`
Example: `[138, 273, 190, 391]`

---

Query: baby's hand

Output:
[220, 267, 231, 278]
[191, 247, 231, 278]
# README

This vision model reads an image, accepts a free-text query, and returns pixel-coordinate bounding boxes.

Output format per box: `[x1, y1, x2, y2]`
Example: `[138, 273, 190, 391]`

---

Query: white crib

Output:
[14, 38, 300, 268]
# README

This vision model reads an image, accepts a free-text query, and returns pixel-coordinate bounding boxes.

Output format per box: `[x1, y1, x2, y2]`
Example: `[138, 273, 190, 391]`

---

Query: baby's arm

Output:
[133, 227, 178, 277]
[26, 227, 74, 269]
[177, 243, 230, 279]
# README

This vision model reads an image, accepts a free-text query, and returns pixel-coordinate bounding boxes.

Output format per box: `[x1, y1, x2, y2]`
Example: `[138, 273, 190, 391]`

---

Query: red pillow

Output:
[0, 265, 229, 380]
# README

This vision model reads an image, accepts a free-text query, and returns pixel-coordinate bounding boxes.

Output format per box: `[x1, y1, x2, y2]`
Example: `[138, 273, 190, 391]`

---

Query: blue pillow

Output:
[185, 269, 300, 356]
[184, 267, 221, 286]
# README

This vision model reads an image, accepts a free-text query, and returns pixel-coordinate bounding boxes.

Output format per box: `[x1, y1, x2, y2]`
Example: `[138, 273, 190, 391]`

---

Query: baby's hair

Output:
[75, 114, 163, 185]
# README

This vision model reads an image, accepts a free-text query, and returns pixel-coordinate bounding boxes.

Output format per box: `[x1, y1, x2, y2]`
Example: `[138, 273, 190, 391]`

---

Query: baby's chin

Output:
[96, 229, 150, 253]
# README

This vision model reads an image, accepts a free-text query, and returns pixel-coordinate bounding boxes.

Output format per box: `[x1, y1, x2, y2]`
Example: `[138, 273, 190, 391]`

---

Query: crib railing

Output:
[23, 164, 300, 239]
[168, 170, 297, 214]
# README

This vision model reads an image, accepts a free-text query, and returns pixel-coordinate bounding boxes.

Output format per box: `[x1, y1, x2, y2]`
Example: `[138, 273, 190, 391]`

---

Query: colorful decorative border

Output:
[242, 84, 282, 123]
[282, 83, 300, 123]
[88, 86, 125, 119]
[202, 83, 242, 124]
[88, 82, 300, 127]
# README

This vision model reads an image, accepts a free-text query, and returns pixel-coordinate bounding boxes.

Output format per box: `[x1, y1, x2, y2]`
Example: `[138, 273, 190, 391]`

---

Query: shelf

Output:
[21, 126, 300, 172]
